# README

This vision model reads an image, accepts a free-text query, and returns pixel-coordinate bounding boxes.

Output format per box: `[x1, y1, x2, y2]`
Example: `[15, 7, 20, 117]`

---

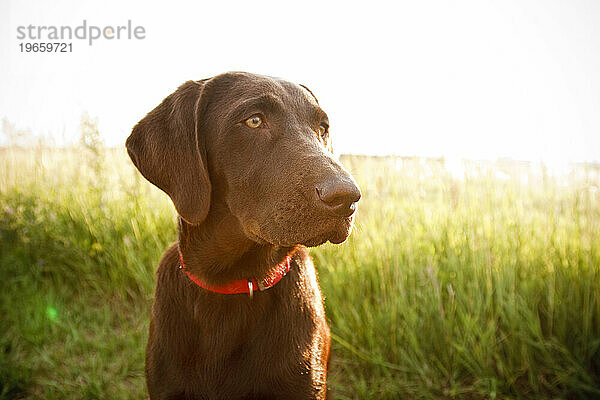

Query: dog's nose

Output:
[316, 178, 361, 217]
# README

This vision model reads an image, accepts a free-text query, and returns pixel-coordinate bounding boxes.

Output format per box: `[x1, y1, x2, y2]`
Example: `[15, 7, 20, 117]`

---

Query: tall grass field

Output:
[1, 145, 599, 399]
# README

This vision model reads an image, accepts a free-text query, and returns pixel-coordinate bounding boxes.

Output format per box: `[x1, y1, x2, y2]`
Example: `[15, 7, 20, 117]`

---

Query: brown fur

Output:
[126, 72, 361, 400]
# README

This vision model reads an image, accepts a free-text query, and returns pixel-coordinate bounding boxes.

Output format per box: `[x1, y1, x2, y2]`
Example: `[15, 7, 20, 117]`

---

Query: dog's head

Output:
[126, 72, 360, 247]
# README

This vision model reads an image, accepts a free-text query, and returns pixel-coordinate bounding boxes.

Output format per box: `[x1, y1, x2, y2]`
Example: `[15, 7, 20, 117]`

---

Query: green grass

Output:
[1, 147, 599, 399]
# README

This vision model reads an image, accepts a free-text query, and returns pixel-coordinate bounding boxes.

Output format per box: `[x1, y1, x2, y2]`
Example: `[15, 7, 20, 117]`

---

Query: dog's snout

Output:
[315, 178, 361, 217]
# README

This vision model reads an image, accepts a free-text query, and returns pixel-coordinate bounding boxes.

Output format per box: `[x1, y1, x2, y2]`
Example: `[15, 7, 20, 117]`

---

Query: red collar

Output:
[178, 252, 292, 297]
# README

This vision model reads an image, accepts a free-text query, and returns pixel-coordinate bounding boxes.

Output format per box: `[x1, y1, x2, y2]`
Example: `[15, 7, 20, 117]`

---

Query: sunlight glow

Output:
[1, 0, 599, 162]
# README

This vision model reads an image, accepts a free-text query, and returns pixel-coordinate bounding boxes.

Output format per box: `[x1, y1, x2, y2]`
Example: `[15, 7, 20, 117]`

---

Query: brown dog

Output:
[126, 72, 361, 400]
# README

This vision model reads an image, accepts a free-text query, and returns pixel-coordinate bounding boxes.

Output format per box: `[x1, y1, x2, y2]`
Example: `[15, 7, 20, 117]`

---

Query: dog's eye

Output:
[245, 115, 263, 129]
[318, 124, 328, 139]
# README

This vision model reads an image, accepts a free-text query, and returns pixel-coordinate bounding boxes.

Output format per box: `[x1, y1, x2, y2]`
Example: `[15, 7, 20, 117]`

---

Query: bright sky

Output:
[1, 0, 599, 162]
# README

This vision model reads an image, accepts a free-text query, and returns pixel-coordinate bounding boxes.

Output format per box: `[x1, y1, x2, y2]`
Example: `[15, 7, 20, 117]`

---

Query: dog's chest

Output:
[180, 285, 327, 397]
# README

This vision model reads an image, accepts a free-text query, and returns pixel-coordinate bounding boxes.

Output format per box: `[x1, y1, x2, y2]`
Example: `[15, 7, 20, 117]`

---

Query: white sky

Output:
[1, 0, 599, 162]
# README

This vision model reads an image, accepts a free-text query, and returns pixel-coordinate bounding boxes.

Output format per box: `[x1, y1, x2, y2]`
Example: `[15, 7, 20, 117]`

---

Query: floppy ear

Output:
[126, 80, 211, 225]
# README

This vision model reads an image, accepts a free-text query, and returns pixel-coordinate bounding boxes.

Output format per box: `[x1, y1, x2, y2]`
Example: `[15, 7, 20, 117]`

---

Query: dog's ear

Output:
[299, 84, 318, 104]
[126, 80, 211, 225]
[300, 83, 335, 154]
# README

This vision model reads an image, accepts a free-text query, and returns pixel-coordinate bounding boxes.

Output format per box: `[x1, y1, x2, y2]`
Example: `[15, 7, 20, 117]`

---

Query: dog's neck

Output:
[177, 207, 296, 287]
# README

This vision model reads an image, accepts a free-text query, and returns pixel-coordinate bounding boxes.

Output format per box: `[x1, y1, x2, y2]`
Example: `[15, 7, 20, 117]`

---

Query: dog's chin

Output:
[326, 216, 355, 245]
[298, 216, 356, 247]
[327, 231, 351, 245]
[245, 216, 355, 248]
